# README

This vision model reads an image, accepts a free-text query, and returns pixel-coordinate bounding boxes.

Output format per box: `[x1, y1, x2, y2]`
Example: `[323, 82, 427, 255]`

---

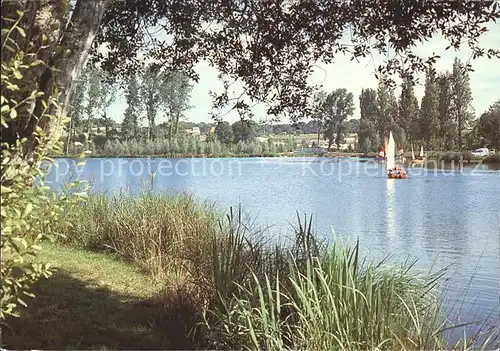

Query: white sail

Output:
[420, 145, 424, 157]
[386, 131, 396, 171]
[411, 147, 415, 160]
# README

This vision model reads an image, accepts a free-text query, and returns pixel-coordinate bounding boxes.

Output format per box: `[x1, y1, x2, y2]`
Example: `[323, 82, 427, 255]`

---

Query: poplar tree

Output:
[359, 88, 379, 151]
[451, 58, 473, 150]
[419, 68, 440, 149]
[376, 80, 399, 142]
[398, 76, 419, 144]
[122, 75, 141, 141]
[437, 72, 455, 149]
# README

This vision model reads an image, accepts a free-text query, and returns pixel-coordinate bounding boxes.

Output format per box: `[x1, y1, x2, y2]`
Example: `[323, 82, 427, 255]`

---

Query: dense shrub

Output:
[483, 152, 500, 164]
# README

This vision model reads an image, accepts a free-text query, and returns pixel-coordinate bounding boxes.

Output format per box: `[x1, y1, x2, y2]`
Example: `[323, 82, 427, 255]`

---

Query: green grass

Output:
[200, 219, 452, 350]
[60, 192, 221, 280]
[1, 243, 173, 350]
[2, 193, 498, 350]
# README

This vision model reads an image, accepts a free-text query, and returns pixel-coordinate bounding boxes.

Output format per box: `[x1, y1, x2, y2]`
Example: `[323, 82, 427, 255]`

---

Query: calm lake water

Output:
[47, 157, 500, 335]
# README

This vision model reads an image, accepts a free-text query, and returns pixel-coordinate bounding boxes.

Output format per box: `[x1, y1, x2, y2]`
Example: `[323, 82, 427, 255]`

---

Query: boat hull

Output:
[387, 169, 408, 179]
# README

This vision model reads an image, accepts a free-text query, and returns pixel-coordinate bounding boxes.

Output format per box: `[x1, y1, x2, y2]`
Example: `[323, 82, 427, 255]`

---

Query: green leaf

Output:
[17, 297, 27, 307]
[23, 203, 33, 218]
[10, 108, 17, 119]
[15, 26, 26, 38]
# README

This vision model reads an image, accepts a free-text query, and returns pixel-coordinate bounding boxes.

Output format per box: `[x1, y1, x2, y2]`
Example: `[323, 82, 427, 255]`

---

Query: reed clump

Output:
[59, 193, 498, 350]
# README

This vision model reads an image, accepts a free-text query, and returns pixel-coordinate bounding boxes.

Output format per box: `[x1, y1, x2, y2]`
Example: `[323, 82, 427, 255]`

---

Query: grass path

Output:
[2, 243, 175, 350]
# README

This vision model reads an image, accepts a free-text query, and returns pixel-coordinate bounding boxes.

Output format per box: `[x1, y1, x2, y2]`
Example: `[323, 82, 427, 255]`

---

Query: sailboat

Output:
[387, 131, 408, 179]
[376, 137, 386, 162]
[386, 132, 395, 170]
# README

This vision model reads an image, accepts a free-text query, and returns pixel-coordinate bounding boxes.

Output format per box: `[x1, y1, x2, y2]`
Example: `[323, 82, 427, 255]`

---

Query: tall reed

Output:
[57, 192, 498, 350]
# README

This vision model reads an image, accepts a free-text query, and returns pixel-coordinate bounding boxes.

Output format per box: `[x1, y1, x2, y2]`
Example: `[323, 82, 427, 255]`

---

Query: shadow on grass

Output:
[2, 271, 198, 350]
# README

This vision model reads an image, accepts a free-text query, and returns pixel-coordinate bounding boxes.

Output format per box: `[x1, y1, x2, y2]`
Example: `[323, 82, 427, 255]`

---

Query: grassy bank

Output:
[2, 243, 170, 349]
[3, 193, 498, 349]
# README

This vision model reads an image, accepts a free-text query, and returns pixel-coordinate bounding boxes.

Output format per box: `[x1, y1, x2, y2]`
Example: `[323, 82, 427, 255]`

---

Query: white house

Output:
[185, 127, 201, 136]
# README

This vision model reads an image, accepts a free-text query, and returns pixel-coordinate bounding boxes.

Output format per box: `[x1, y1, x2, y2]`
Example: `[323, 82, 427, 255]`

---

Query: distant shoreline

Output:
[52, 151, 500, 164]
[52, 152, 367, 159]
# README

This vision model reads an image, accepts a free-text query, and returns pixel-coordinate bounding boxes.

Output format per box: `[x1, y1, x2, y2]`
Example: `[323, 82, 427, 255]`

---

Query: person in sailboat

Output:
[388, 166, 408, 179]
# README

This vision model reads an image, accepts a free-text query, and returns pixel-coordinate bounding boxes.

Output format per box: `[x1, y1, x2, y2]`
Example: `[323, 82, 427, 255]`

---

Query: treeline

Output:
[67, 62, 192, 149]
[175, 119, 360, 139]
[257, 119, 360, 136]
[95, 137, 297, 157]
[354, 58, 498, 152]
[68, 57, 498, 156]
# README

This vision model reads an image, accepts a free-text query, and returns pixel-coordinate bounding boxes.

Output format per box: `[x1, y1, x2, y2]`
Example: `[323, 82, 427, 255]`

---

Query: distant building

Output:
[89, 126, 121, 136]
[185, 127, 201, 136]
[306, 133, 358, 150]
[341, 133, 358, 150]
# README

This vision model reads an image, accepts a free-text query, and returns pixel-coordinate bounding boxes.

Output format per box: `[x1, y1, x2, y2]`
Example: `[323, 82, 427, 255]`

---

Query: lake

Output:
[47, 157, 500, 335]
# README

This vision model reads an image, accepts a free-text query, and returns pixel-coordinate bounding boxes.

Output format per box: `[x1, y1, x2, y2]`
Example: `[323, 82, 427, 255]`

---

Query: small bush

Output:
[484, 152, 500, 164]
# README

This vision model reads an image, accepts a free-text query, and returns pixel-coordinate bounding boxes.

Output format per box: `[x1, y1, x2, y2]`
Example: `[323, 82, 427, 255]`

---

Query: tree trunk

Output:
[149, 117, 156, 141]
[1, 0, 69, 149]
[65, 111, 74, 154]
[174, 112, 180, 135]
[458, 117, 463, 150]
[25, 0, 109, 157]
[104, 111, 109, 138]
[327, 134, 334, 151]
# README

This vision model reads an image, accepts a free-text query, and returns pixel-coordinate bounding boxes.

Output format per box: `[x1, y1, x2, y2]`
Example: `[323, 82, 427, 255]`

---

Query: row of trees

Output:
[73, 56, 496, 155]
[356, 58, 476, 152]
[310, 57, 498, 153]
[68, 56, 490, 154]
[99, 137, 297, 157]
[68, 62, 193, 148]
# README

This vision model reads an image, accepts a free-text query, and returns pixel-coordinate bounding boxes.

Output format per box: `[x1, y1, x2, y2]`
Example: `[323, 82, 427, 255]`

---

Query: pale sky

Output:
[106, 22, 500, 125]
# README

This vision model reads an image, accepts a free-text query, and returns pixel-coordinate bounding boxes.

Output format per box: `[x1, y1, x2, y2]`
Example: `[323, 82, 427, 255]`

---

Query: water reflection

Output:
[385, 179, 396, 240]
